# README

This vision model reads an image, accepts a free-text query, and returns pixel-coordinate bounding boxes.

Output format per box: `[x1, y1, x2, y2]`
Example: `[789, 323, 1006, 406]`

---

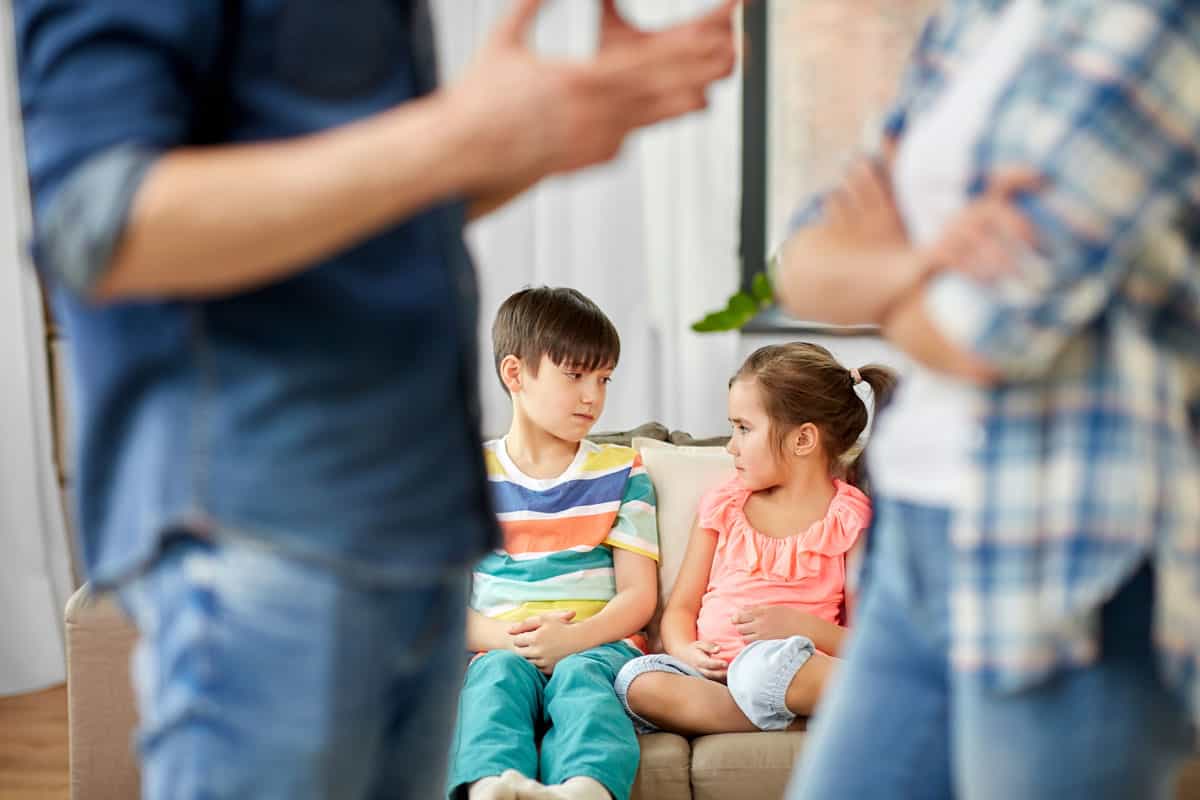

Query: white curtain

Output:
[433, 0, 743, 438]
[0, 3, 76, 696]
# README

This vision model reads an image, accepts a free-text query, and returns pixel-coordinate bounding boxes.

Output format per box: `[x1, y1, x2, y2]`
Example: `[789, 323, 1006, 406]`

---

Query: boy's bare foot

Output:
[513, 776, 613, 800]
[468, 769, 525, 800]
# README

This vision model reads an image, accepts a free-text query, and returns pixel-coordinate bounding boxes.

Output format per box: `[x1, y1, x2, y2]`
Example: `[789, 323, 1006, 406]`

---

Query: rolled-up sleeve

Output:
[924, 0, 1200, 381]
[16, 1, 221, 293]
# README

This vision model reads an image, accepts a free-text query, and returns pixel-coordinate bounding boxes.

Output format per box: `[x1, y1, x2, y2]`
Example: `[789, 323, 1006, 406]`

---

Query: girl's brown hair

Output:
[731, 343, 898, 488]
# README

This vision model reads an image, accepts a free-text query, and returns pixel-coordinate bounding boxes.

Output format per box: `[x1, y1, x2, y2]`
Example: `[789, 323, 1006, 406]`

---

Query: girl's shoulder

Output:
[696, 475, 751, 533]
[797, 480, 872, 557]
[828, 480, 872, 533]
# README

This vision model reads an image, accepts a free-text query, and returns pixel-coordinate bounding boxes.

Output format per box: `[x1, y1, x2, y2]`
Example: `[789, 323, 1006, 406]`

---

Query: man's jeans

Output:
[118, 535, 468, 799]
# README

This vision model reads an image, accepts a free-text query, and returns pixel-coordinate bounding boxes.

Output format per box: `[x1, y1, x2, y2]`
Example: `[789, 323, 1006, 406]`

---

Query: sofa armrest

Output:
[65, 584, 140, 800]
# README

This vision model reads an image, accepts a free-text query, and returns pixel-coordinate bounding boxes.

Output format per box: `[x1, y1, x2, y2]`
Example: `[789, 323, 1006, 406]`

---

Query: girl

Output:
[614, 343, 896, 735]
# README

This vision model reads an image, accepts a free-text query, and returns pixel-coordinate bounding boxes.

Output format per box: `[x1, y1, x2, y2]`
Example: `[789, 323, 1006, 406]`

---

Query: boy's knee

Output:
[549, 652, 608, 686]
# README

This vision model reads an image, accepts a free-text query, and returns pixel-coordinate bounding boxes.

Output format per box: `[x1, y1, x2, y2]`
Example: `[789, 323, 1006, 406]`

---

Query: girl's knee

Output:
[784, 652, 836, 716]
[624, 670, 676, 714]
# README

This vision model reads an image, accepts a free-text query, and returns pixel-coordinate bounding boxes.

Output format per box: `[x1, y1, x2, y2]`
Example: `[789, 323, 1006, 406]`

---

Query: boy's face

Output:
[517, 354, 613, 442]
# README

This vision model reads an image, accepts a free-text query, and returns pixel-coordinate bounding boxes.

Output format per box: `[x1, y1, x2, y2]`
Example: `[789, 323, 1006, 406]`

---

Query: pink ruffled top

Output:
[694, 477, 872, 662]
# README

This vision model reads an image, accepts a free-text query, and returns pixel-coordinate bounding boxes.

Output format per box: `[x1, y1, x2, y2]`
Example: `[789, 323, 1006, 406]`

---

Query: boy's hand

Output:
[674, 640, 727, 682]
[923, 168, 1042, 281]
[510, 611, 582, 674]
[733, 606, 809, 643]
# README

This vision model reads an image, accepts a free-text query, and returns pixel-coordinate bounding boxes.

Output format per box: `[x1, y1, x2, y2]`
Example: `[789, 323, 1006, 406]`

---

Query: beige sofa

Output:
[63, 427, 1200, 799]
[63, 427, 807, 800]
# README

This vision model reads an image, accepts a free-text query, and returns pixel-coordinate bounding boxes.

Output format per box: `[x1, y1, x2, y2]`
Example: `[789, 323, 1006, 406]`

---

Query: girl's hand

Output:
[674, 640, 728, 681]
[826, 157, 909, 248]
[923, 168, 1042, 281]
[732, 605, 809, 642]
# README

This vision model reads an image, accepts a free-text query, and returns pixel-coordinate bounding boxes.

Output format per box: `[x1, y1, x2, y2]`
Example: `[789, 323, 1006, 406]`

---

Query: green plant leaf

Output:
[751, 271, 773, 304]
[691, 309, 740, 332]
[727, 292, 756, 316]
[690, 274, 777, 332]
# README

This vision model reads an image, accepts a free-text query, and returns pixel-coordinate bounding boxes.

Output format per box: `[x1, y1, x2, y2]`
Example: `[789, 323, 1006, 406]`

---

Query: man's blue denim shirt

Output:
[17, 0, 498, 586]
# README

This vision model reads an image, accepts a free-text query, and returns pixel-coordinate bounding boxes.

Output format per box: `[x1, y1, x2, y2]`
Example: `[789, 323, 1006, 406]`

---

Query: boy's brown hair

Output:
[731, 342, 899, 487]
[492, 287, 620, 393]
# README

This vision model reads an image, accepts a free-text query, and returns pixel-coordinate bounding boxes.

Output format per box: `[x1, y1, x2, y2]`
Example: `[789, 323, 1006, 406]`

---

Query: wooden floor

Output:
[1, 681, 1197, 800]
[0, 684, 68, 800]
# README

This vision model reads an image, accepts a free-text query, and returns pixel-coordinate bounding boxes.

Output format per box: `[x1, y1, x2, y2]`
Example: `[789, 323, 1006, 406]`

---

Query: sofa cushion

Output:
[690, 731, 806, 800]
[590, 421, 670, 447]
[631, 438, 735, 651]
[630, 733, 692, 800]
[668, 430, 731, 448]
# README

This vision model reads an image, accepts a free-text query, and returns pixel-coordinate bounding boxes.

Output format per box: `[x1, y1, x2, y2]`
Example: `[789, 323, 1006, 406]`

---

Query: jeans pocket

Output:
[121, 537, 223, 748]
[275, 0, 405, 100]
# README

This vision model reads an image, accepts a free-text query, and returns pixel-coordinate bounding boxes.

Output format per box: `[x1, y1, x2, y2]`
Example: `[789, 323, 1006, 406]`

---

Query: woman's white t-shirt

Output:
[868, 0, 1046, 505]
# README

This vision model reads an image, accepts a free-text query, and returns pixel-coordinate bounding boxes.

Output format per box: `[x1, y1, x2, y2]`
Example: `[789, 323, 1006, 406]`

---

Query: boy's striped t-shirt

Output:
[472, 438, 659, 651]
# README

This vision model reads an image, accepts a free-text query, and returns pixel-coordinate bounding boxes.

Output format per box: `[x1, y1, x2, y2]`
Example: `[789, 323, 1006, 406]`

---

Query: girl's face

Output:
[726, 378, 787, 490]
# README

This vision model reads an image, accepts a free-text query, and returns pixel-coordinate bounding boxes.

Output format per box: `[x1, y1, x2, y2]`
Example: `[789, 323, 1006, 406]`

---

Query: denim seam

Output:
[186, 304, 216, 538]
[764, 638, 815, 720]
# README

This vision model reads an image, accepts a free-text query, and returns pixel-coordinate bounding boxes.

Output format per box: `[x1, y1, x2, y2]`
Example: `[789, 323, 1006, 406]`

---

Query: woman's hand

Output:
[826, 157, 910, 248]
[923, 168, 1042, 281]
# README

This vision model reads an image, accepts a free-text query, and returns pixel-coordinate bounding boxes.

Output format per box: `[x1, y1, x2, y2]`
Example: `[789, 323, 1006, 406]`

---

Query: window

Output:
[739, 0, 937, 334]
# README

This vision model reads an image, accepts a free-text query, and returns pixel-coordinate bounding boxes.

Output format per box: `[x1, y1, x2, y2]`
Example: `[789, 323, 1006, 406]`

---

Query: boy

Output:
[448, 287, 659, 800]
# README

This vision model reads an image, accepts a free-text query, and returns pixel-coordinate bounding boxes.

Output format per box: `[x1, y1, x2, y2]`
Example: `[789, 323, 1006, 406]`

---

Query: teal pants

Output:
[446, 643, 641, 800]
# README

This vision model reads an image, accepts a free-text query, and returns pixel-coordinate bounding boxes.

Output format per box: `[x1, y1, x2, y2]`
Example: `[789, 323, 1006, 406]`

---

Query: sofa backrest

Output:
[633, 437, 735, 651]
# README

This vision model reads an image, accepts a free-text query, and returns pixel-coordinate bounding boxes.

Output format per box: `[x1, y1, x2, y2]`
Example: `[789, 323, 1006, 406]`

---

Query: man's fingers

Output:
[607, 23, 737, 93]
[585, 20, 734, 134]
[633, 89, 709, 129]
[494, 0, 546, 46]
[689, 0, 742, 31]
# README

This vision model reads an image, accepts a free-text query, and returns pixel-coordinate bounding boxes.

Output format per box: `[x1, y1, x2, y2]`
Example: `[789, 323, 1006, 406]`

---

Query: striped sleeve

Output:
[603, 454, 659, 561]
